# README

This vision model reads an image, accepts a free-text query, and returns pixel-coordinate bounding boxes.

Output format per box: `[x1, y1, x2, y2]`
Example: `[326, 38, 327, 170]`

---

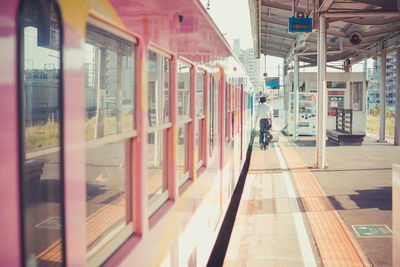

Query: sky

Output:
[199, 0, 283, 77]
[199, 0, 253, 49]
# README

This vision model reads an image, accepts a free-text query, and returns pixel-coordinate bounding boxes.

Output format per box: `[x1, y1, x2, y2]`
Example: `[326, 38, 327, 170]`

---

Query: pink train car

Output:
[0, 0, 255, 266]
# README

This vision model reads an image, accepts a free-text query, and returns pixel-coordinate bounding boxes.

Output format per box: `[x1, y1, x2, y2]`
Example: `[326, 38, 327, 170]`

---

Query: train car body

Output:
[0, 0, 255, 266]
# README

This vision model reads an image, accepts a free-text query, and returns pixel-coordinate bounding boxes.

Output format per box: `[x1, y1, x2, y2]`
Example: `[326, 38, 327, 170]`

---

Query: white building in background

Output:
[232, 39, 240, 57]
[232, 39, 264, 93]
[367, 53, 397, 113]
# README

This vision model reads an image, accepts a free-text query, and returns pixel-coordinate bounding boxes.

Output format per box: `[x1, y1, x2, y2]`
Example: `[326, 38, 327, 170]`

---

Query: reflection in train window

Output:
[147, 49, 171, 216]
[148, 51, 170, 127]
[19, 0, 64, 266]
[177, 62, 191, 121]
[209, 74, 219, 157]
[209, 75, 215, 156]
[177, 61, 191, 186]
[84, 24, 135, 256]
[196, 71, 205, 116]
[147, 129, 168, 210]
[85, 25, 135, 139]
[225, 82, 229, 142]
[231, 86, 235, 138]
[195, 70, 205, 168]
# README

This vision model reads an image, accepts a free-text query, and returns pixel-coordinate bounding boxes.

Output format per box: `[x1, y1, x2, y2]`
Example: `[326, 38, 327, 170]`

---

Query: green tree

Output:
[371, 104, 391, 118]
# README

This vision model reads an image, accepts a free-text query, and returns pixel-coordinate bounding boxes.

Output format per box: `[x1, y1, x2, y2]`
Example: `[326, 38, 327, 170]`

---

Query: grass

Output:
[25, 120, 60, 151]
[86, 111, 134, 140]
[366, 114, 395, 137]
[25, 111, 134, 151]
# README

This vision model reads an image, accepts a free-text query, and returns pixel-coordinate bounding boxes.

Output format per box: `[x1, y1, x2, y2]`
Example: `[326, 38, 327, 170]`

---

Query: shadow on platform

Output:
[327, 186, 392, 211]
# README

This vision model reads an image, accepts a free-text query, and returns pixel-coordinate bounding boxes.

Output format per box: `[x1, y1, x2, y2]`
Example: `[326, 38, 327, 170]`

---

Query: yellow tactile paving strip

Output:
[278, 136, 371, 267]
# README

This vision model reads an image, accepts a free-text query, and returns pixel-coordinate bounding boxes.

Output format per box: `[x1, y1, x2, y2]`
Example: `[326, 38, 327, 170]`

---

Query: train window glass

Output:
[148, 51, 170, 126]
[209, 75, 214, 156]
[147, 129, 168, 214]
[177, 123, 190, 185]
[177, 61, 191, 185]
[86, 141, 129, 249]
[147, 49, 171, 215]
[195, 70, 205, 168]
[84, 24, 135, 256]
[225, 82, 229, 142]
[232, 86, 235, 137]
[177, 61, 191, 121]
[19, 0, 64, 266]
[85, 25, 135, 139]
[196, 70, 205, 116]
[195, 118, 203, 168]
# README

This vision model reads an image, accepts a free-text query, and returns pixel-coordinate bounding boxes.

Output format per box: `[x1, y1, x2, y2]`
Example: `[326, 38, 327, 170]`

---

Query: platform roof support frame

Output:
[316, 15, 327, 169]
[379, 51, 387, 142]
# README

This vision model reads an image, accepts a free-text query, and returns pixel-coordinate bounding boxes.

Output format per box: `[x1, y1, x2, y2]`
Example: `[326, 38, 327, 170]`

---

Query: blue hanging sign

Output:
[288, 17, 312, 32]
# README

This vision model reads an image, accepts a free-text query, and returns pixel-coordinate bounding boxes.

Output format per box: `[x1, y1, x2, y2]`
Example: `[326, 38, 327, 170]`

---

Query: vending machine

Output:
[285, 92, 317, 136]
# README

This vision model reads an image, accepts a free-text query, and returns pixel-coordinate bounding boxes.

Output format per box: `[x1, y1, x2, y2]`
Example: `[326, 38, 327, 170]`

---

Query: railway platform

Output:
[222, 125, 399, 266]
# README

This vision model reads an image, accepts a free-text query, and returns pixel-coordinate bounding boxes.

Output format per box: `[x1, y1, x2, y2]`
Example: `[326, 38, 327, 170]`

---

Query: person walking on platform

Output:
[255, 96, 273, 150]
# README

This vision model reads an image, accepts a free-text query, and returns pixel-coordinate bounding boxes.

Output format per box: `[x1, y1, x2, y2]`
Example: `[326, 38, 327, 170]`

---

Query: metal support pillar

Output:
[293, 54, 299, 141]
[283, 63, 288, 127]
[317, 16, 327, 169]
[395, 48, 400, 145]
[379, 51, 387, 142]
[315, 26, 320, 166]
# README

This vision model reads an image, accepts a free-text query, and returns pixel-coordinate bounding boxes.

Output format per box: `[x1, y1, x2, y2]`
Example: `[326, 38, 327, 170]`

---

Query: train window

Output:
[225, 82, 229, 142]
[84, 23, 135, 258]
[85, 25, 135, 138]
[196, 71, 205, 116]
[18, 0, 64, 266]
[148, 50, 170, 127]
[177, 61, 192, 186]
[195, 70, 205, 169]
[177, 61, 191, 120]
[232, 86, 235, 138]
[147, 49, 171, 216]
[209, 75, 215, 156]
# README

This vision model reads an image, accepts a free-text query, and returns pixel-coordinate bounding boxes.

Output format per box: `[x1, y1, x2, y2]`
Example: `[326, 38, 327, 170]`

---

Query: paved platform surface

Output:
[223, 126, 399, 267]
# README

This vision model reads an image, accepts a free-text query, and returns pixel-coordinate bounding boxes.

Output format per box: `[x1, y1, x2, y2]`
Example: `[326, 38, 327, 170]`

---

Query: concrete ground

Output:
[288, 133, 399, 267]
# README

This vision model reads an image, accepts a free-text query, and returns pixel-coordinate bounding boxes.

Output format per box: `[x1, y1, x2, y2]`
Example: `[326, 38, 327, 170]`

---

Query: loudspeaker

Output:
[349, 32, 362, 45]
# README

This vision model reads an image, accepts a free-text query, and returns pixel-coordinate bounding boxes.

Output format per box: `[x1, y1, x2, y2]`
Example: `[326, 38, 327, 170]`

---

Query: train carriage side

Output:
[0, 0, 254, 266]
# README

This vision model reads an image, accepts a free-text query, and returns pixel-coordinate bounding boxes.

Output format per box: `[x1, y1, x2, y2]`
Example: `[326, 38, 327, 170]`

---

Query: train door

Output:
[18, 0, 65, 266]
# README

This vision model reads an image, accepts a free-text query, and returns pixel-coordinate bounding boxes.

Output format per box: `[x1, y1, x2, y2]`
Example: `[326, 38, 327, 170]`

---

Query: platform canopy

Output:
[249, 0, 400, 68]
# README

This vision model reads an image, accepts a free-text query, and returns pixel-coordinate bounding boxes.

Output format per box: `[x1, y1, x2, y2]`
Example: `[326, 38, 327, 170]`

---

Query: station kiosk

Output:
[284, 72, 367, 139]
